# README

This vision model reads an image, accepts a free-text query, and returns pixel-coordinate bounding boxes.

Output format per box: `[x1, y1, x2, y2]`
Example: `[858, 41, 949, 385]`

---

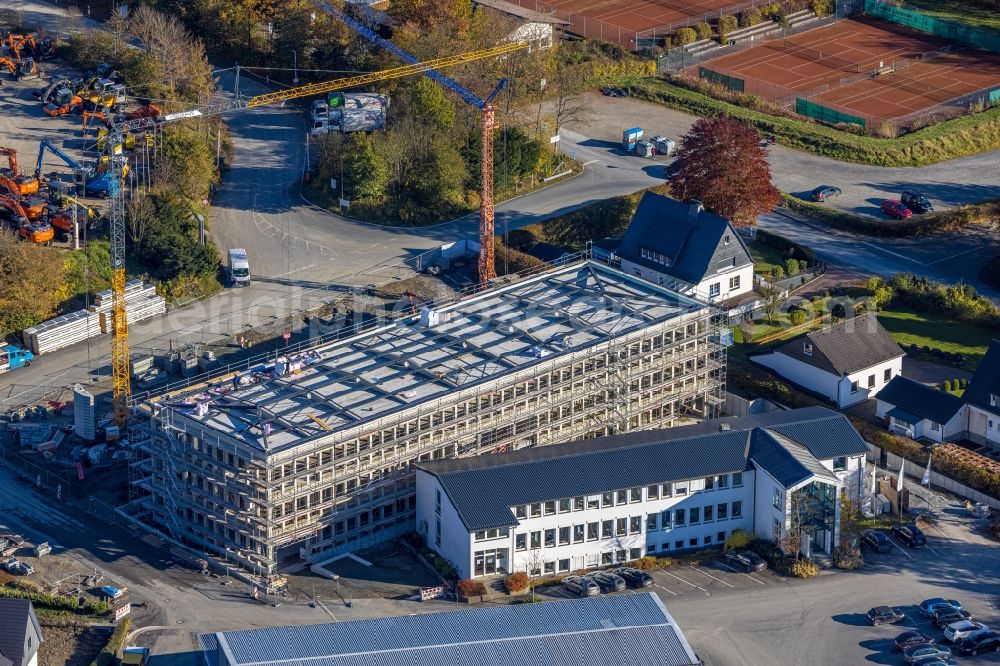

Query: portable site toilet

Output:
[635, 140, 654, 158]
[653, 136, 676, 156]
[622, 127, 643, 151]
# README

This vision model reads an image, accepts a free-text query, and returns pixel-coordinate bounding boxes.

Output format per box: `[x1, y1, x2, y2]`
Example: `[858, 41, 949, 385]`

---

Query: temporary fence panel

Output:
[795, 98, 867, 127]
[991, 89, 1000, 105]
[699, 67, 745, 92]
[865, 0, 1000, 53]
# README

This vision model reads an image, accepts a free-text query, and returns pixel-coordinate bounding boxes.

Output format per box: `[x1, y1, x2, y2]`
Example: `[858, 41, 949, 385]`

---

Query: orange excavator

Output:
[0, 57, 15, 76]
[48, 196, 98, 236]
[0, 176, 46, 220]
[0, 147, 40, 196]
[0, 195, 53, 244]
[8, 34, 42, 79]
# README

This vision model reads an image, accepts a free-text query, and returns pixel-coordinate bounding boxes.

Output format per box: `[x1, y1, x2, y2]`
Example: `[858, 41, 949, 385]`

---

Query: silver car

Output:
[561, 575, 600, 597]
[944, 620, 989, 643]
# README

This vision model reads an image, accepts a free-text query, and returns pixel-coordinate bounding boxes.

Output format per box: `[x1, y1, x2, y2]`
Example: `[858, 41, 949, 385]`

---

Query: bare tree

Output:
[519, 550, 549, 602]
[758, 282, 783, 324]
[106, 11, 129, 57]
[551, 62, 590, 135]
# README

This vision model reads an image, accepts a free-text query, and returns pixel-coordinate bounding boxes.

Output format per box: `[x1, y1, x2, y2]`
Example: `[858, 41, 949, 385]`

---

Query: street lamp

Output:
[292, 50, 299, 85]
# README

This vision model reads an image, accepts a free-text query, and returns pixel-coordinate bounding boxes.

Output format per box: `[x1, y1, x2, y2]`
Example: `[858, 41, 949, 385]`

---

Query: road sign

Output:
[282, 332, 291, 345]
[339, 198, 350, 209]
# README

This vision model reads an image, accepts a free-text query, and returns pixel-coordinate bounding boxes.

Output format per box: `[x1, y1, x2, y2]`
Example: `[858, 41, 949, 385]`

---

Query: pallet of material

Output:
[26, 309, 103, 354]
[89, 283, 157, 315]
[98, 293, 167, 334]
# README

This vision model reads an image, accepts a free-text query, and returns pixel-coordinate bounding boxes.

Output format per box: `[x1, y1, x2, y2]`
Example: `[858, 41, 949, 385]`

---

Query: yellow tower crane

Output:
[105, 41, 529, 425]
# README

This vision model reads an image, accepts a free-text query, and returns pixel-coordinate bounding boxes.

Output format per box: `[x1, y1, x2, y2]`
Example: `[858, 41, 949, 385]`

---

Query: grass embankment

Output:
[620, 77, 1000, 167]
[748, 239, 786, 274]
[781, 194, 1000, 237]
[902, 0, 1000, 34]
[877, 307, 994, 371]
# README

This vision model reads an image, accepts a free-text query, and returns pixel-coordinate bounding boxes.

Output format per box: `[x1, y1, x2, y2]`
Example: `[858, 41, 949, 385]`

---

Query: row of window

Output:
[511, 473, 744, 521]
[640, 246, 671, 267]
[707, 275, 741, 298]
[530, 531, 734, 575]
[850, 368, 894, 393]
[514, 501, 744, 551]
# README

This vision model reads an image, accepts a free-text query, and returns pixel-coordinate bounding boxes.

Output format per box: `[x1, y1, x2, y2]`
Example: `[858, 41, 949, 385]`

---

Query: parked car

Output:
[561, 575, 600, 597]
[944, 620, 989, 643]
[891, 523, 927, 547]
[903, 644, 951, 664]
[901, 191, 934, 214]
[861, 529, 892, 553]
[972, 502, 991, 518]
[586, 571, 626, 593]
[910, 658, 955, 666]
[612, 567, 653, 588]
[810, 185, 842, 202]
[881, 199, 913, 220]
[957, 630, 1000, 655]
[895, 631, 936, 651]
[920, 598, 963, 617]
[724, 551, 767, 572]
[867, 605, 906, 626]
[933, 608, 973, 629]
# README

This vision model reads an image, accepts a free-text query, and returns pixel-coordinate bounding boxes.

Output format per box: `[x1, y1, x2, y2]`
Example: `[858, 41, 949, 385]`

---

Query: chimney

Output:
[688, 200, 703, 217]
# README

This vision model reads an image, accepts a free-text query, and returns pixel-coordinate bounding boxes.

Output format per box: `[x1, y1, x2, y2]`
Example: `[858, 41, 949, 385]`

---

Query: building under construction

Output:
[129, 259, 727, 576]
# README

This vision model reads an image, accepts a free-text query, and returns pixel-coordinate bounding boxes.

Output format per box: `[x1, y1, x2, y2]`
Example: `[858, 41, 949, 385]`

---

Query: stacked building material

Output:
[22, 309, 103, 354]
[91, 281, 167, 333]
[21, 280, 167, 355]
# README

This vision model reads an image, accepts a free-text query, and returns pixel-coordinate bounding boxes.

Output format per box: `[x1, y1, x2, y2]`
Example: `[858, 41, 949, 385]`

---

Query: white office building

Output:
[416, 407, 869, 579]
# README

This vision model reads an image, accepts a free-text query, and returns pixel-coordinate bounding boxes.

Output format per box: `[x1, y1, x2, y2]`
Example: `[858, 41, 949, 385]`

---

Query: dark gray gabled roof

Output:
[963, 340, 1000, 416]
[0, 599, 41, 666]
[418, 407, 867, 531]
[207, 592, 700, 666]
[751, 430, 840, 489]
[768, 313, 904, 376]
[876, 375, 964, 424]
[617, 193, 753, 284]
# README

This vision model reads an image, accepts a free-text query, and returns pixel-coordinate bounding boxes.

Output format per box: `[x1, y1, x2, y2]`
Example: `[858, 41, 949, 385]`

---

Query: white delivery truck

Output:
[228, 248, 250, 287]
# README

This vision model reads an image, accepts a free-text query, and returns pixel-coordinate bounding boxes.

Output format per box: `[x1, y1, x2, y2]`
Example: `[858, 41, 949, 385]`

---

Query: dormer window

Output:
[803, 342, 813, 356]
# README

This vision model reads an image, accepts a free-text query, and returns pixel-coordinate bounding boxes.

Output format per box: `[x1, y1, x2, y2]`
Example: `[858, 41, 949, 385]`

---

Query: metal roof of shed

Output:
[205, 593, 700, 666]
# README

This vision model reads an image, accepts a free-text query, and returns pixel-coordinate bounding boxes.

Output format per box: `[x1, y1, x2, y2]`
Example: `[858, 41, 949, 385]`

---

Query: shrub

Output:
[784, 258, 800, 276]
[832, 546, 863, 570]
[943, 379, 953, 391]
[739, 7, 764, 27]
[810, 0, 835, 16]
[91, 617, 131, 666]
[632, 556, 665, 570]
[724, 529, 752, 551]
[746, 537, 784, 568]
[771, 265, 785, 279]
[831, 303, 847, 319]
[961, 378, 969, 388]
[456, 579, 487, 598]
[504, 228, 539, 252]
[693, 22, 713, 41]
[717, 14, 738, 42]
[790, 559, 820, 578]
[789, 309, 808, 325]
[675, 27, 697, 45]
[504, 572, 529, 593]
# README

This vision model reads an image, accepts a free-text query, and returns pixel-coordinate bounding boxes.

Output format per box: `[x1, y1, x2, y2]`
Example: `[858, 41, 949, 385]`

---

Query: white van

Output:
[228, 248, 250, 287]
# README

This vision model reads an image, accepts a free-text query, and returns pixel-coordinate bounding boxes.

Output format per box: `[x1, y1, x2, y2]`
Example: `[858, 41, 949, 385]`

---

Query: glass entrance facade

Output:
[474, 548, 509, 576]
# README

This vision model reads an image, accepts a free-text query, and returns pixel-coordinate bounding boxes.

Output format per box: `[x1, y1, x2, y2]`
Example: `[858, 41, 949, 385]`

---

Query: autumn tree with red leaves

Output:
[670, 117, 780, 227]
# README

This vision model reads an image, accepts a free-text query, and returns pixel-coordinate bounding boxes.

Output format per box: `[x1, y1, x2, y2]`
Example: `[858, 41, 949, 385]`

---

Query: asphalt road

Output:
[567, 91, 1000, 218]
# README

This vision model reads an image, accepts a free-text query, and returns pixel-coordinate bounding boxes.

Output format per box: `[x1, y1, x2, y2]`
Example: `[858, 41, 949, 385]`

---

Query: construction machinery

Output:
[43, 87, 84, 116]
[0, 195, 53, 244]
[0, 147, 40, 195]
[0, 56, 15, 76]
[100, 42, 531, 426]
[35, 139, 121, 198]
[48, 196, 99, 237]
[315, 2, 540, 285]
[0, 177, 46, 219]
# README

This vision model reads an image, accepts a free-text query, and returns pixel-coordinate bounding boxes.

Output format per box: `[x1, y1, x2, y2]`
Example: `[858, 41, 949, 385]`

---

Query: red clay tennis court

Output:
[702, 17, 1000, 126]
[504, 0, 748, 47]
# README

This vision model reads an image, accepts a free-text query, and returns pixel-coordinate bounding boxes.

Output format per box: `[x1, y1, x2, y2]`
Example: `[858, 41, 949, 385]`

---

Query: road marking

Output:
[660, 571, 707, 592]
[653, 583, 677, 596]
[923, 542, 942, 558]
[691, 567, 735, 588]
[861, 242, 920, 263]
[581, 159, 599, 166]
[924, 246, 978, 266]
[887, 537, 913, 559]
[717, 561, 766, 585]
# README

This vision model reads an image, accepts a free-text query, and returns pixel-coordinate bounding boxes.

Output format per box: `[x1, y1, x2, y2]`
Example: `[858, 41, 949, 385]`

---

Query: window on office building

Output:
[530, 503, 541, 518]
[647, 485, 659, 500]
[674, 509, 685, 526]
[616, 517, 627, 536]
[544, 529, 556, 547]
[530, 531, 541, 549]
[732, 501, 743, 519]
[602, 520, 613, 538]
[675, 540, 684, 550]
[732, 472, 743, 487]
[558, 558, 570, 572]
[772, 488, 782, 509]
[647, 513, 659, 531]
[675, 483, 688, 496]
[515, 505, 526, 519]
[662, 483, 673, 497]
[717, 503, 728, 520]
[559, 498, 571, 513]
[629, 548, 642, 560]
[630, 516, 642, 534]
[689, 507, 700, 524]
[602, 552, 612, 565]
[704, 476, 715, 490]
[617, 490, 628, 504]
[717, 474, 728, 488]
[574, 524, 585, 543]
[544, 501, 556, 516]
[588, 496, 600, 510]
[704, 505, 713, 522]
[588, 522, 599, 541]
[515, 533, 526, 551]
[602, 492, 614, 508]
[630, 487, 642, 503]
[574, 497, 585, 511]
[559, 526, 570, 545]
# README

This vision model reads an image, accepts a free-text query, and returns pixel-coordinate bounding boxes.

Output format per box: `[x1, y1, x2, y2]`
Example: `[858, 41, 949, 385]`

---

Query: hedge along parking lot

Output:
[781, 194, 1000, 236]
[620, 77, 1000, 167]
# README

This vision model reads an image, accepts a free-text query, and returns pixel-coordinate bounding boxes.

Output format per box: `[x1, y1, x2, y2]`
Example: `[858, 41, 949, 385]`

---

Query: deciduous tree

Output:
[671, 117, 780, 227]
[0, 230, 63, 336]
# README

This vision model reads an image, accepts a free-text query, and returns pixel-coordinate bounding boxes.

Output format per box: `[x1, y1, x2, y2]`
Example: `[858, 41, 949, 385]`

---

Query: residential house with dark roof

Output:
[752, 313, 904, 408]
[957, 340, 1000, 451]
[0, 599, 43, 666]
[875, 375, 965, 443]
[593, 192, 754, 304]
[415, 407, 868, 579]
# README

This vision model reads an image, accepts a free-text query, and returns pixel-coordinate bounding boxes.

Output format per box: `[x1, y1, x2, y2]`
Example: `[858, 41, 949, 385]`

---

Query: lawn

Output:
[748, 239, 786, 274]
[902, 0, 1000, 34]
[877, 307, 995, 371]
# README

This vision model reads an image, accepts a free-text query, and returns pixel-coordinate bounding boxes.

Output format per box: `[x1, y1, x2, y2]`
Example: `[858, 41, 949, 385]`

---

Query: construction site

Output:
[124, 259, 727, 579]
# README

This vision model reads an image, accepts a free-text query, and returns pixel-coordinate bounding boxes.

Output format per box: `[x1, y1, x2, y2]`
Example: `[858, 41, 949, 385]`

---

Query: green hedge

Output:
[91, 617, 132, 666]
[782, 194, 1000, 238]
[755, 228, 816, 263]
[622, 78, 1000, 166]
